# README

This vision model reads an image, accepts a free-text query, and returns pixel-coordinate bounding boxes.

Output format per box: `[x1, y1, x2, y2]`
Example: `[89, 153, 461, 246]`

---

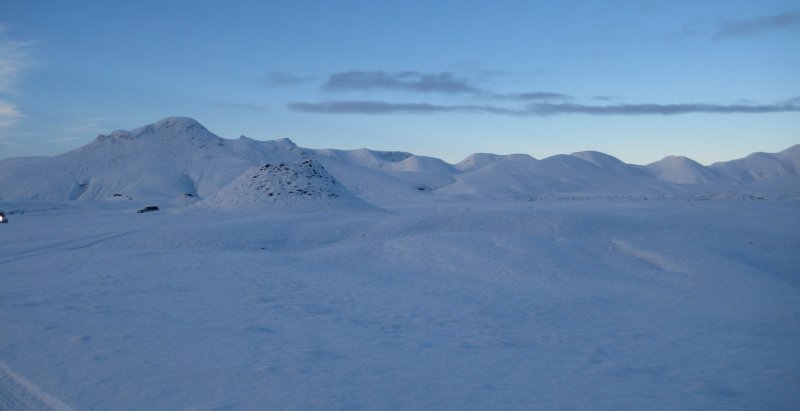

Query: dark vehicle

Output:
[0, 211, 7, 223]
[136, 206, 160, 214]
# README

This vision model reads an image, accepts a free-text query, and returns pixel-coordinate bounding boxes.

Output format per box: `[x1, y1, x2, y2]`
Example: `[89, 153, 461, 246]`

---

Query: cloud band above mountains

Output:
[266, 68, 800, 117]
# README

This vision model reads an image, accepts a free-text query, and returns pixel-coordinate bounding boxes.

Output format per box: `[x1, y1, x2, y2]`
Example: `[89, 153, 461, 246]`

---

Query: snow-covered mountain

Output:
[0, 117, 797, 206]
[0, 117, 303, 202]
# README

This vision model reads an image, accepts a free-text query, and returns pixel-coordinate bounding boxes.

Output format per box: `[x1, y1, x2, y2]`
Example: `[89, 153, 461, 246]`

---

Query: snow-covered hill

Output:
[645, 156, 728, 184]
[202, 159, 375, 212]
[710, 144, 800, 183]
[440, 154, 673, 198]
[454, 153, 538, 173]
[570, 151, 648, 177]
[0, 117, 797, 206]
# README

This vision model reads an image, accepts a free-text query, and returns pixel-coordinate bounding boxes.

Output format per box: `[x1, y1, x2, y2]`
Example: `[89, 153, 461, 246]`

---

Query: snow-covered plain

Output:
[1, 118, 799, 409]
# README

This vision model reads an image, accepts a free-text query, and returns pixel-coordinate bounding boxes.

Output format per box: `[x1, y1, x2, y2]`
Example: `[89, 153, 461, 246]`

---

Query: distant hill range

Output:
[0, 117, 797, 206]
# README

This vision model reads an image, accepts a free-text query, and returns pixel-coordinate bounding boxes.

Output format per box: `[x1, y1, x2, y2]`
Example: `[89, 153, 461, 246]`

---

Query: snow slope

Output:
[311, 148, 457, 200]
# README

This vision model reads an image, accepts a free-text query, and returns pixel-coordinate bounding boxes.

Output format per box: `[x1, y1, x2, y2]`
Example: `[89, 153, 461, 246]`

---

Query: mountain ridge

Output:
[0, 117, 797, 205]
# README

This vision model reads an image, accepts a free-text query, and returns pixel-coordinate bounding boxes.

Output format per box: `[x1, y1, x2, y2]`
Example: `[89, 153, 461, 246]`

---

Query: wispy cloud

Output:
[0, 24, 34, 128]
[591, 95, 617, 101]
[65, 117, 110, 135]
[46, 136, 82, 144]
[497, 92, 571, 101]
[0, 138, 24, 147]
[215, 101, 265, 110]
[0, 100, 22, 127]
[714, 10, 800, 39]
[290, 99, 800, 116]
[258, 71, 314, 87]
[323, 70, 478, 94]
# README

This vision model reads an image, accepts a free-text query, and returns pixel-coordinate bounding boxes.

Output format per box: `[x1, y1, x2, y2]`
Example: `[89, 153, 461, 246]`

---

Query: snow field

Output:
[1, 198, 798, 409]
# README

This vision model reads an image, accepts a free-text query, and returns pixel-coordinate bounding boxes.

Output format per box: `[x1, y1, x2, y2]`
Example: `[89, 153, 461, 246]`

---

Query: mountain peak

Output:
[456, 152, 535, 172]
[778, 144, 800, 159]
[152, 117, 204, 131]
[654, 155, 698, 164]
[273, 137, 298, 148]
[134, 117, 208, 136]
[645, 155, 722, 184]
[95, 117, 218, 144]
[570, 150, 626, 166]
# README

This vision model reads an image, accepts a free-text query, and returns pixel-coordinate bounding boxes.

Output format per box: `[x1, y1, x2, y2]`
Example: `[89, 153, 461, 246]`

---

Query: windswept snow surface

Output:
[1, 198, 799, 410]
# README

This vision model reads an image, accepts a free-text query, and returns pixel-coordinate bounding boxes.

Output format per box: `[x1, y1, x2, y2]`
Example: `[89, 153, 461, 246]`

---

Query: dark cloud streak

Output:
[714, 10, 800, 39]
[289, 101, 517, 115]
[289, 99, 800, 116]
[528, 102, 800, 115]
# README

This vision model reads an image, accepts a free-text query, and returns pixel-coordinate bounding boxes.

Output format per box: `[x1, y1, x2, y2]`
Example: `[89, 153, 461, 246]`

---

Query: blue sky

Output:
[0, 0, 798, 164]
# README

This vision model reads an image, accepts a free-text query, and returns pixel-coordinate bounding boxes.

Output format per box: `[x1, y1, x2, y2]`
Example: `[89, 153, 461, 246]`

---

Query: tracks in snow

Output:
[0, 362, 73, 411]
[0, 230, 140, 265]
